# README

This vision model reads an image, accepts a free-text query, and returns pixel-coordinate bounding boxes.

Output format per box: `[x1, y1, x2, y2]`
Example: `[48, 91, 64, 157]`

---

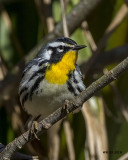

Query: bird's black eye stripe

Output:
[58, 45, 63, 50]
[48, 46, 71, 52]
[48, 46, 56, 51]
[47, 45, 73, 63]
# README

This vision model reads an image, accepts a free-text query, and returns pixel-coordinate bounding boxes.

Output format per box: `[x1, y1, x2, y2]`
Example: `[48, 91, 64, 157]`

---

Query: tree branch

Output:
[117, 152, 128, 160]
[0, 56, 128, 160]
[0, 143, 39, 160]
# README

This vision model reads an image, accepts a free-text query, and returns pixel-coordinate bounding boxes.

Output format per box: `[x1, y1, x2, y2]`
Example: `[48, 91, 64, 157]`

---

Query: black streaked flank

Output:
[29, 72, 38, 82]
[19, 87, 28, 96]
[29, 76, 44, 100]
[77, 86, 82, 93]
[72, 72, 78, 83]
[73, 78, 78, 84]
[21, 93, 29, 106]
[67, 81, 77, 96]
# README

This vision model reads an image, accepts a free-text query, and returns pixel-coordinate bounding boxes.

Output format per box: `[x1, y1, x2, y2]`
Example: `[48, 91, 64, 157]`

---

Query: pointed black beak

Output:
[73, 45, 87, 50]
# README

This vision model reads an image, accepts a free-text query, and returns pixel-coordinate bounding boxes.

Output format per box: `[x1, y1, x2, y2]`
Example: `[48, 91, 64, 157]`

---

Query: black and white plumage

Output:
[19, 37, 86, 120]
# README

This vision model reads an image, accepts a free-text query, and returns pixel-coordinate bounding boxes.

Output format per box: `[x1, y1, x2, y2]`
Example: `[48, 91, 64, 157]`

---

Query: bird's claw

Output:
[29, 115, 41, 140]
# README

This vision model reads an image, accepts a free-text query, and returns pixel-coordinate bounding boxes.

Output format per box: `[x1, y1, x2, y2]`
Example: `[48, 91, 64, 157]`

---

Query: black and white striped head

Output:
[37, 37, 86, 63]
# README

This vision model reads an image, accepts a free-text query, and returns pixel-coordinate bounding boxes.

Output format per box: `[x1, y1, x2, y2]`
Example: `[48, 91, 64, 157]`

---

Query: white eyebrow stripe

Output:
[48, 42, 65, 47]
[48, 42, 74, 48]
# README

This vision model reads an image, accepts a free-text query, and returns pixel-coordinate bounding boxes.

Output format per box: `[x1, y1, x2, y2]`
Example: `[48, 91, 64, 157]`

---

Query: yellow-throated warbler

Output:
[19, 37, 86, 120]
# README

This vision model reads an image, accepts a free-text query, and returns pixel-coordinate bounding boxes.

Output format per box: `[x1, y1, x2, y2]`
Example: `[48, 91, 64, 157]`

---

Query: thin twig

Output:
[117, 152, 128, 160]
[63, 120, 75, 160]
[53, 0, 102, 37]
[80, 7, 128, 76]
[105, 4, 128, 35]
[48, 122, 61, 160]
[0, 56, 7, 80]
[81, 21, 97, 52]
[35, 0, 54, 33]
[84, 4, 128, 76]
[60, 1, 75, 159]
[43, 0, 54, 32]
[83, 23, 128, 123]
[80, 43, 128, 75]
[0, 56, 128, 160]
[82, 99, 108, 160]
[34, 0, 45, 30]
[60, 0, 69, 37]
[81, 24, 108, 160]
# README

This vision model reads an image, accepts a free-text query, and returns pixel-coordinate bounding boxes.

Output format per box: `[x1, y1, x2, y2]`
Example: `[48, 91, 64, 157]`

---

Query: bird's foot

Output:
[63, 100, 71, 113]
[29, 115, 41, 140]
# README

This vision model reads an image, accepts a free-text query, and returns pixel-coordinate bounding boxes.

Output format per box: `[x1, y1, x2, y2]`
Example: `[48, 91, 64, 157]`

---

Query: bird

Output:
[19, 37, 86, 126]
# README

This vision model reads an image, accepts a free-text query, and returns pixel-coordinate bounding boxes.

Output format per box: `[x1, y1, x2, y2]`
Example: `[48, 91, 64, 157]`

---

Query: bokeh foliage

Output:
[0, 0, 128, 160]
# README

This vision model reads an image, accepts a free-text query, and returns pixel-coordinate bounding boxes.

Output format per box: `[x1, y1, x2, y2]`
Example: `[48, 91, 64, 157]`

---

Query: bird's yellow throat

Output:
[45, 51, 77, 84]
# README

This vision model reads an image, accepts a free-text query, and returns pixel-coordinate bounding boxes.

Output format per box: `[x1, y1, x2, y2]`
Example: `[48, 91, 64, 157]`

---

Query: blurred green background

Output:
[0, 0, 128, 160]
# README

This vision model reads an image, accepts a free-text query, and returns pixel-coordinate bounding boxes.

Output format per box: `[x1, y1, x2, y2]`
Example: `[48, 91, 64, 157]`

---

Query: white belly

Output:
[24, 79, 74, 119]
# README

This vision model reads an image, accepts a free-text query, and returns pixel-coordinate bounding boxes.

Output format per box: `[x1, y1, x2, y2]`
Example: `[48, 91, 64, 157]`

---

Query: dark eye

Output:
[57, 46, 64, 52]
